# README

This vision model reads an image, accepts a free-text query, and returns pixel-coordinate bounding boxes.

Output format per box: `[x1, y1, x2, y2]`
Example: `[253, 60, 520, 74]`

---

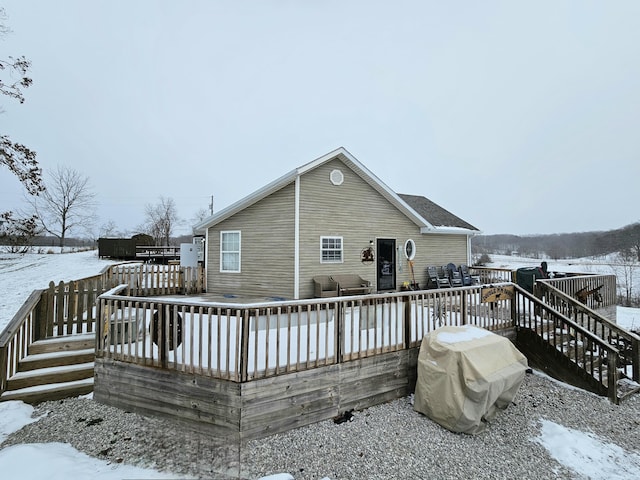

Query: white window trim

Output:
[220, 230, 241, 273]
[404, 239, 416, 260]
[320, 236, 343, 264]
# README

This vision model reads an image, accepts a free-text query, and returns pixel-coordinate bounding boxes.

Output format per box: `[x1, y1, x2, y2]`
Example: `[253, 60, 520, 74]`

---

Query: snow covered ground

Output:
[1, 249, 639, 479]
[0, 248, 118, 332]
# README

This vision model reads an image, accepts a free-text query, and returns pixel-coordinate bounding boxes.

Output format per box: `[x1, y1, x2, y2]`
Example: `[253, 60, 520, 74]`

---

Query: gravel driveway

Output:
[2, 371, 639, 479]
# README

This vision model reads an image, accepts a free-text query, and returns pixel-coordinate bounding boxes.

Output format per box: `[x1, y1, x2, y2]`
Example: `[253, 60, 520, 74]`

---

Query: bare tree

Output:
[190, 207, 210, 226]
[99, 220, 120, 238]
[144, 196, 179, 246]
[28, 165, 96, 250]
[610, 249, 637, 306]
[1, 8, 43, 221]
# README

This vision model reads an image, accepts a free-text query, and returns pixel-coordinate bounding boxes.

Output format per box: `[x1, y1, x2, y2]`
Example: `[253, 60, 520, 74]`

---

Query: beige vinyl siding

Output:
[206, 184, 295, 297]
[298, 159, 418, 297]
[205, 156, 471, 299]
[412, 234, 468, 288]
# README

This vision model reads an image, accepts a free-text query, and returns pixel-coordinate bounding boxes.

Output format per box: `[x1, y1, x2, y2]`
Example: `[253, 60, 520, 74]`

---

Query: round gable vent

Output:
[330, 169, 344, 186]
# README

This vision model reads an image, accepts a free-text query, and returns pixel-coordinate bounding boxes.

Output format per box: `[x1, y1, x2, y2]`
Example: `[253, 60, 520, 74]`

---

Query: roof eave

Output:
[420, 226, 480, 235]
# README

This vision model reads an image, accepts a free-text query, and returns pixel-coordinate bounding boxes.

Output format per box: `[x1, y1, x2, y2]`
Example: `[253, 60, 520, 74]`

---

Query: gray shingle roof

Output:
[398, 194, 479, 231]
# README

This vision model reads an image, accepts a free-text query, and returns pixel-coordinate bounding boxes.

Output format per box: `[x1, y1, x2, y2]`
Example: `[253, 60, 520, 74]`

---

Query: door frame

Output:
[376, 238, 396, 291]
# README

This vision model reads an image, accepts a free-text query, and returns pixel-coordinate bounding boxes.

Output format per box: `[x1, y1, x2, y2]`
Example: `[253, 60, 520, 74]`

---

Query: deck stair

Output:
[540, 319, 639, 401]
[0, 333, 95, 404]
[517, 285, 640, 403]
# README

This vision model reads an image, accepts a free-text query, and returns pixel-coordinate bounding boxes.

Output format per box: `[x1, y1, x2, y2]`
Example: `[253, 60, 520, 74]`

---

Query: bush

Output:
[475, 253, 492, 266]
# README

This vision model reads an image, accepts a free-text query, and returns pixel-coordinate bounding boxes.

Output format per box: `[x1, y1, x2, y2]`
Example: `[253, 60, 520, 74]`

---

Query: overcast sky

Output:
[1, 1, 639, 237]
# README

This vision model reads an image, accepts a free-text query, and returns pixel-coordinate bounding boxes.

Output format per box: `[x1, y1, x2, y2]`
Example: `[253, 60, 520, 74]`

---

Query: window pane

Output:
[222, 253, 239, 271]
[222, 232, 239, 251]
[321, 236, 342, 263]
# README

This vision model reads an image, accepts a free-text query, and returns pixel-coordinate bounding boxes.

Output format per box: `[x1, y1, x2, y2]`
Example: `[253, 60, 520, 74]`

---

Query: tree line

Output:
[472, 226, 640, 306]
[472, 223, 640, 261]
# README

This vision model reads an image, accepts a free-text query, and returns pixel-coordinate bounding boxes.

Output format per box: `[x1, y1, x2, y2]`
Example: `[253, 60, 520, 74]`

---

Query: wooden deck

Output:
[93, 284, 517, 439]
[3, 264, 638, 440]
[92, 272, 639, 440]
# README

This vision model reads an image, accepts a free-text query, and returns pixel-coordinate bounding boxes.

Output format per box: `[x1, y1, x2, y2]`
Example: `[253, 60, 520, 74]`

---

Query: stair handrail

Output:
[539, 274, 617, 308]
[513, 284, 621, 402]
[0, 289, 45, 394]
[536, 280, 640, 383]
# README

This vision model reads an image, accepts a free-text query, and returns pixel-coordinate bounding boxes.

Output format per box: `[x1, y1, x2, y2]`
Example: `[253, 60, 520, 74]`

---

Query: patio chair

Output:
[313, 275, 339, 298]
[427, 266, 450, 288]
[459, 264, 473, 286]
[445, 263, 463, 287]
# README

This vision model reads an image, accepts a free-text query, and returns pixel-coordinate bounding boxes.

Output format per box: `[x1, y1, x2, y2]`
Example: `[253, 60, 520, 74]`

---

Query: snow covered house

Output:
[193, 147, 479, 299]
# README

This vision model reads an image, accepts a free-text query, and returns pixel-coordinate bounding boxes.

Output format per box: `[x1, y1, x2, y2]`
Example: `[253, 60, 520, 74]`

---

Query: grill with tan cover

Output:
[414, 325, 528, 434]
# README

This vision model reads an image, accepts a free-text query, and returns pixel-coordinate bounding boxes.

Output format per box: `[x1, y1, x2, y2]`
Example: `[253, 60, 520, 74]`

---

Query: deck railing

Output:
[38, 275, 104, 338]
[104, 263, 204, 296]
[135, 245, 180, 258]
[538, 274, 618, 309]
[0, 290, 40, 393]
[469, 266, 514, 284]
[96, 274, 634, 401]
[96, 284, 516, 382]
[536, 277, 639, 383]
[513, 284, 621, 402]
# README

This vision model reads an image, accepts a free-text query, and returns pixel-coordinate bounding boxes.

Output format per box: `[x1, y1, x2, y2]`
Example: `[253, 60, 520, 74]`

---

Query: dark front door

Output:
[376, 239, 396, 291]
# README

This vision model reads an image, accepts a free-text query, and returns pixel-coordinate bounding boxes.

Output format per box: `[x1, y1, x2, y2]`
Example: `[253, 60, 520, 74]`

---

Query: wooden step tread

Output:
[18, 348, 95, 372]
[10, 362, 95, 380]
[32, 332, 95, 344]
[21, 348, 95, 362]
[0, 377, 94, 404]
[29, 333, 95, 355]
[6, 362, 94, 392]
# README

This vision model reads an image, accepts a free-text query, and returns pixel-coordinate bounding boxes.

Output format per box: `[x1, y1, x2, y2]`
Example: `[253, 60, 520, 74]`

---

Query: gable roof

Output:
[193, 147, 479, 235]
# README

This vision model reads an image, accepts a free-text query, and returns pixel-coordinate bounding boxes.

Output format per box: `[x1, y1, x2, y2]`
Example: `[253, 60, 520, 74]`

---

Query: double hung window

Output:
[320, 236, 343, 263]
[220, 231, 241, 272]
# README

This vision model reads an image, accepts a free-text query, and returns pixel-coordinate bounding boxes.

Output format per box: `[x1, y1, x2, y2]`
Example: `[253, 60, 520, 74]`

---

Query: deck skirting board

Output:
[94, 349, 419, 441]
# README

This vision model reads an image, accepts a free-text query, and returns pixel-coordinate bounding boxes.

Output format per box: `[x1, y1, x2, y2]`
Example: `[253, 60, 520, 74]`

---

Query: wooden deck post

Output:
[607, 352, 618, 404]
[34, 290, 47, 341]
[0, 345, 7, 393]
[632, 338, 640, 383]
[461, 292, 468, 325]
[239, 310, 250, 382]
[403, 295, 411, 349]
[336, 301, 343, 364]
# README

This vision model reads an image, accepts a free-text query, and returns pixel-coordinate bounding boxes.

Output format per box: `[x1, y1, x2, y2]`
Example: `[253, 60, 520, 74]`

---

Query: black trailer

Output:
[98, 234, 154, 260]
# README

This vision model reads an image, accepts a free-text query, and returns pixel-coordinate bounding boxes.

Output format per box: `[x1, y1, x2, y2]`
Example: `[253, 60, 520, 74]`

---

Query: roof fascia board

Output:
[419, 226, 479, 235]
